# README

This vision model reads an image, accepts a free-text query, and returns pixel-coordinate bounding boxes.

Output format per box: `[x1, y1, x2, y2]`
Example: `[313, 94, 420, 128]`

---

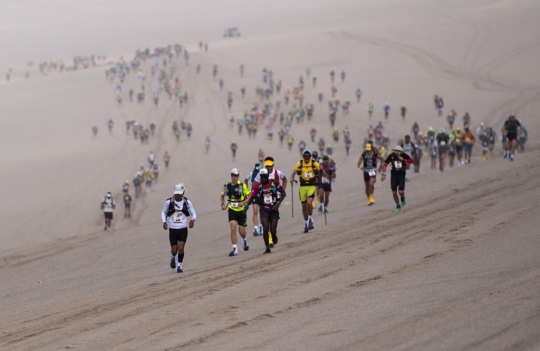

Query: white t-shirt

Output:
[102, 197, 115, 213]
[161, 198, 197, 229]
[254, 169, 285, 184]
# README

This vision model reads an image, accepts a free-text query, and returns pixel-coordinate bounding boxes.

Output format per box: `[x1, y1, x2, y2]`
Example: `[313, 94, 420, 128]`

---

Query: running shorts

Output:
[228, 208, 247, 226]
[463, 144, 472, 152]
[390, 173, 406, 192]
[363, 171, 376, 183]
[169, 227, 188, 246]
[260, 209, 280, 221]
[507, 132, 517, 142]
[438, 148, 448, 156]
[321, 183, 332, 192]
[299, 185, 316, 202]
[104, 212, 113, 220]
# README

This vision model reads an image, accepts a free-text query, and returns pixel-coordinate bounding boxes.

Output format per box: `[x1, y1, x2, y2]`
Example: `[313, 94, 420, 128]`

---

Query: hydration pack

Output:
[166, 197, 191, 217]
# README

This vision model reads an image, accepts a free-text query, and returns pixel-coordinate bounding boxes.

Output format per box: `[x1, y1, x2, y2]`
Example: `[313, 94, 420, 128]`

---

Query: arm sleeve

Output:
[161, 200, 169, 223]
[403, 153, 414, 164]
[221, 183, 226, 196]
[187, 200, 197, 221]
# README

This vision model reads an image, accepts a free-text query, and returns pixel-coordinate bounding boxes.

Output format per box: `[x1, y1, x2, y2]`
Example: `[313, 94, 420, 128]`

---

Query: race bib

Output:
[173, 213, 183, 223]
[264, 195, 273, 204]
[230, 202, 239, 208]
[368, 170, 377, 177]
[455, 138, 461, 143]
[440, 141, 446, 146]
[304, 172, 312, 178]
[322, 177, 330, 184]
[394, 161, 402, 169]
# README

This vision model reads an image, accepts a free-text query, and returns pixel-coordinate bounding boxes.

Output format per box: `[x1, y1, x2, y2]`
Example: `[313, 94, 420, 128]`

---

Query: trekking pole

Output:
[324, 205, 327, 226]
[291, 179, 298, 217]
[291, 180, 295, 217]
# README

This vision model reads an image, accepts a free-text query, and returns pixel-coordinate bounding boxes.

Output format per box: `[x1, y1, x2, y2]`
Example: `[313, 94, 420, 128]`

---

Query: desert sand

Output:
[1, 0, 539, 350]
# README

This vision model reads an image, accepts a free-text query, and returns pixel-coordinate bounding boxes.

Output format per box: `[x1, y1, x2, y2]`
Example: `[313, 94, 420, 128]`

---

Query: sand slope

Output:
[1, 0, 539, 350]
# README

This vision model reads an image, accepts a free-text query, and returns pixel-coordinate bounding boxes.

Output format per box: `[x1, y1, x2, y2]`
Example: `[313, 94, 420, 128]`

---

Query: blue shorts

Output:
[463, 144, 472, 152]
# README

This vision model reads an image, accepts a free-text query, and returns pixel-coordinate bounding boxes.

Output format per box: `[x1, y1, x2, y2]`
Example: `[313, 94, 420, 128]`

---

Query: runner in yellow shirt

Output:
[289, 150, 324, 233]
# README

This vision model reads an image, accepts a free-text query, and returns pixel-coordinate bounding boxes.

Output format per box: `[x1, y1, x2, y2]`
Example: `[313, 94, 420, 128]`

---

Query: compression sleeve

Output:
[187, 200, 197, 221]
[161, 200, 170, 223]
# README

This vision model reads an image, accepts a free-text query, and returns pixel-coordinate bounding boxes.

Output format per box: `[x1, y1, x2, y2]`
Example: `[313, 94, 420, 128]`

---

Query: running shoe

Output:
[395, 205, 402, 212]
[402, 200, 407, 207]
[229, 248, 238, 257]
[264, 248, 271, 254]
[176, 264, 183, 273]
[273, 235, 278, 245]
[324, 208, 329, 213]
[253, 228, 259, 236]
[510, 155, 514, 161]
[303, 224, 309, 233]
[318, 204, 323, 213]
[170, 256, 176, 269]
[243, 239, 249, 251]
[308, 218, 314, 230]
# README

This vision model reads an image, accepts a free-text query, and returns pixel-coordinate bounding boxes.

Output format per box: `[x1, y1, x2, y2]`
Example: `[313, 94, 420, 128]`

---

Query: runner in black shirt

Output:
[381, 145, 414, 211]
[501, 114, 521, 161]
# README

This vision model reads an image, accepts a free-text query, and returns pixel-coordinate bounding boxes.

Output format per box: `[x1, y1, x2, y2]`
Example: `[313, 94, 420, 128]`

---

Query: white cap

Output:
[259, 168, 269, 176]
[439, 128, 446, 133]
[231, 168, 240, 175]
[173, 183, 186, 195]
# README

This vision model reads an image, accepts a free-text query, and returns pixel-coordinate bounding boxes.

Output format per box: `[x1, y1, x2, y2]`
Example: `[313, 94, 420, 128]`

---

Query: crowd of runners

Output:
[18, 40, 527, 273]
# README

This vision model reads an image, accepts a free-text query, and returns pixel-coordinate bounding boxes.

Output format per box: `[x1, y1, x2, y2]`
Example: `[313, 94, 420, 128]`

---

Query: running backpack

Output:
[166, 197, 191, 217]
[251, 165, 261, 182]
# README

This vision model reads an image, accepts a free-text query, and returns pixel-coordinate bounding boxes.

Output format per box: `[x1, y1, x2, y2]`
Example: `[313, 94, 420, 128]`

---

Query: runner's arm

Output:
[187, 200, 197, 221]
[161, 200, 169, 223]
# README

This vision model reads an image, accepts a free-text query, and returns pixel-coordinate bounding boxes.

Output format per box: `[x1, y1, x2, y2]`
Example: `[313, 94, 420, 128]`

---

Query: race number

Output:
[173, 213, 183, 223]
[264, 195, 273, 204]
[394, 161, 402, 169]
[368, 169, 377, 177]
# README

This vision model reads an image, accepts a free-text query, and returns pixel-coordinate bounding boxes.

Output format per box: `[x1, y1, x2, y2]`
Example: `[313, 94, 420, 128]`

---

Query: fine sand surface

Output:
[1, 1, 540, 350]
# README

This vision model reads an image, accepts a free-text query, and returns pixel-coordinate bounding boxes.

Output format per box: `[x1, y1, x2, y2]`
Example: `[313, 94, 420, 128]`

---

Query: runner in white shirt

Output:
[161, 183, 197, 273]
[101, 192, 116, 231]
[244, 163, 262, 236]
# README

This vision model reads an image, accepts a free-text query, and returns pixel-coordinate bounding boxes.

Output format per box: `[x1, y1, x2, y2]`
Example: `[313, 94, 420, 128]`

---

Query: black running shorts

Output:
[104, 212, 113, 220]
[363, 172, 376, 183]
[507, 132, 517, 142]
[390, 173, 406, 192]
[321, 183, 332, 192]
[260, 209, 280, 221]
[169, 227, 188, 246]
[228, 209, 247, 227]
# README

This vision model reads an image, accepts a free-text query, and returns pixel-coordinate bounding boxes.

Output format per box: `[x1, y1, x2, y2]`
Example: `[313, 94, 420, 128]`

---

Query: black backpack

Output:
[166, 197, 191, 217]
[251, 164, 261, 183]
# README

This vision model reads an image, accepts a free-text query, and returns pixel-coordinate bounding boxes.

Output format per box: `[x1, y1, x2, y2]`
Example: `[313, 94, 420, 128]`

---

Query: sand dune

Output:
[1, 0, 539, 350]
